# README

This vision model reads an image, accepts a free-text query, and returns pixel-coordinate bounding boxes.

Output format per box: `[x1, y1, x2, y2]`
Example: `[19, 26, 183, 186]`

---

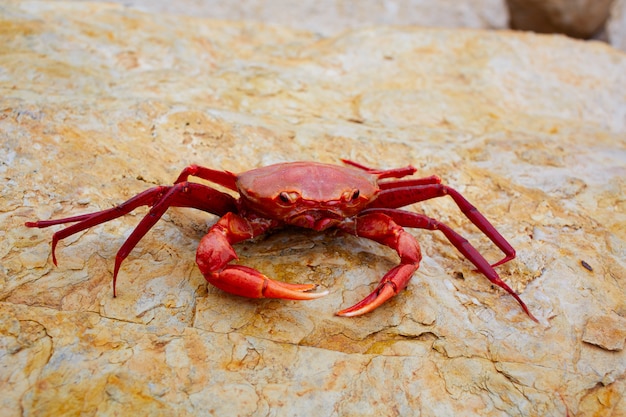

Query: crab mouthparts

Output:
[289, 210, 344, 231]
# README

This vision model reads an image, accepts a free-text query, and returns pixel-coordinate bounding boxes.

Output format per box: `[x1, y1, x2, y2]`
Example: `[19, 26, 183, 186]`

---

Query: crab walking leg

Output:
[378, 176, 442, 189]
[336, 212, 422, 316]
[174, 164, 238, 191]
[364, 208, 538, 322]
[26, 186, 168, 264]
[26, 183, 237, 295]
[196, 213, 328, 300]
[369, 183, 516, 268]
[341, 159, 417, 180]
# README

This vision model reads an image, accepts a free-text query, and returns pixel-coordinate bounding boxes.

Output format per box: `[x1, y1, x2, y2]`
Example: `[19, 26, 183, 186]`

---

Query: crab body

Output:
[237, 162, 378, 230]
[26, 160, 537, 321]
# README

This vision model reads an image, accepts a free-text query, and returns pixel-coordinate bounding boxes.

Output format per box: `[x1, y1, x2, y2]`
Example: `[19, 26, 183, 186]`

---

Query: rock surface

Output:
[1, 1, 625, 416]
[60, 0, 509, 35]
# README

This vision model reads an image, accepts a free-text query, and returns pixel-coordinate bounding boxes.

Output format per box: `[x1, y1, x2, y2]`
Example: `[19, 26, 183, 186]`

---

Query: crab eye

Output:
[279, 192, 291, 203]
[278, 191, 299, 204]
[342, 189, 361, 202]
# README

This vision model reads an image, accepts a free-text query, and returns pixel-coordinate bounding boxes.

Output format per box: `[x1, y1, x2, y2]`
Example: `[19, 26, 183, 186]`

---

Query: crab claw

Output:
[205, 265, 328, 300]
[195, 213, 328, 301]
[336, 264, 417, 317]
[335, 283, 397, 317]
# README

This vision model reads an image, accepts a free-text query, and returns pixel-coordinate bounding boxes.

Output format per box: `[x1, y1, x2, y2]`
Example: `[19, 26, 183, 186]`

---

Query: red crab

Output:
[26, 160, 537, 321]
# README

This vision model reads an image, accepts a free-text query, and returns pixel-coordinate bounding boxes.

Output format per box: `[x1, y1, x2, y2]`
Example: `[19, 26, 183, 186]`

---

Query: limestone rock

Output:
[76, 0, 509, 35]
[582, 314, 626, 351]
[506, 0, 614, 38]
[1, 1, 625, 416]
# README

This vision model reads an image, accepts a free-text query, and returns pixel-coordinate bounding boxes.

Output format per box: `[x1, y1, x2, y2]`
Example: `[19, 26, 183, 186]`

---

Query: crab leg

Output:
[196, 212, 328, 300]
[26, 182, 236, 295]
[362, 208, 538, 322]
[341, 159, 417, 179]
[368, 183, 516, 268]
[174, 164, 238, 191]
[336, 212, 422, 316]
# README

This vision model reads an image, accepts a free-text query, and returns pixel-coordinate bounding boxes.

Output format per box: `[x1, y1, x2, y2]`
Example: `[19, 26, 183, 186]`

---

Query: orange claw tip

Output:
[335, 284, 396, 317]
[300, 289, 329, 300]
[266, 287, 329, 300]
[335, 304, 376, 317]
[272, 281, 319, 292]
[335, 308, 360, 318]
[262, 279, 329, 300]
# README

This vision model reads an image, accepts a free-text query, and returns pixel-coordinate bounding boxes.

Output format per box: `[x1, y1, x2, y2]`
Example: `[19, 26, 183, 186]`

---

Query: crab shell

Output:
[236, 162, 379, 231]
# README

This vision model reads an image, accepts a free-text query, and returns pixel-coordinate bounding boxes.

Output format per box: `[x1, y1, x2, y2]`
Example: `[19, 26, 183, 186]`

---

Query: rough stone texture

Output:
[608, 0, 626, 51]
[506, 0, 615, 38]
[1, 1, 625, 416]
[56, 0, 510, 35]
[582, 313, 626, 351]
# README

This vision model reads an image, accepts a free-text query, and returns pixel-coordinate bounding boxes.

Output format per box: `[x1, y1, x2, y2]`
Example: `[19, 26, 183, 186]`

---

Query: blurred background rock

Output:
[58, 0, 626, 50]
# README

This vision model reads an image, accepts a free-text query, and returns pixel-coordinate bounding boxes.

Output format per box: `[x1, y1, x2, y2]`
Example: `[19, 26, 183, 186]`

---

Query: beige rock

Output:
[608, 0, 626, 51]
[506, 0, 614, 38]
[582, 313, 626, 351]
[57, 0, 510, 35]
[1, 1, 625, 416]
